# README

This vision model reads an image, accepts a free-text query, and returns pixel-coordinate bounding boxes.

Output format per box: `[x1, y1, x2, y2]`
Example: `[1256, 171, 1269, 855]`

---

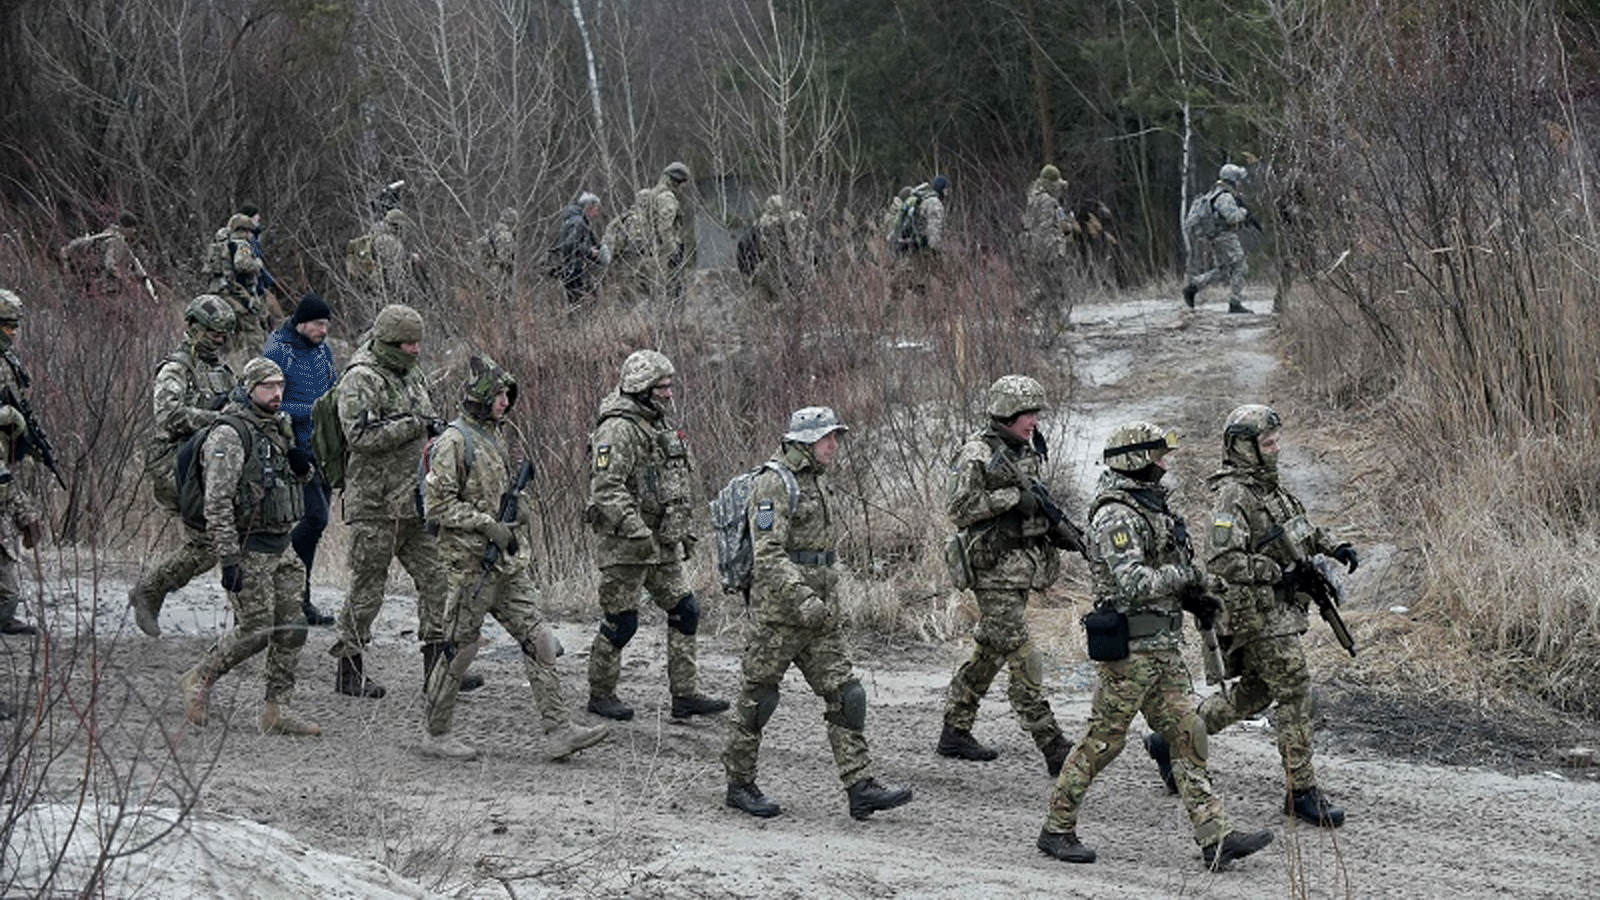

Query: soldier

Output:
[583, 349, 727, 722]
[938, 375, 1074, 778]
[177, 357, 320, 736]
[236, 203, 287, 326]
[887, 174, 949, 296]
[328, 304, 479, 698]
[0, 289, 44, 639]
[612, 162, 694, 304]
[722, 407, 914, 821]
[479, 206, 518, 285]
[1020, 165, 1074, 335]
[741, 194, 816, 307]
[60, 211, 150, 301]
[127, 295, 239, 636]
[418, 356, 609, 761]
[550, 192, 608, 308]
[349, 209, 423, 305]
[1037, 422, 1273, 870]
[263, 294, 338, 628]
[207, 212, 270, 361]
[1144, 404, 1356, 827]
[1183, 163, 1253, 313]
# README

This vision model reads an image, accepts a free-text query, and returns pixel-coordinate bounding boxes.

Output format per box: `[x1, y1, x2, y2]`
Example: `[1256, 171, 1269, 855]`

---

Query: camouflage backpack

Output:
[345, 233, 377, 282]
[891, 189, 929, 252]
[710, 460, 800, 599]
[1184, 186, 1228, 240]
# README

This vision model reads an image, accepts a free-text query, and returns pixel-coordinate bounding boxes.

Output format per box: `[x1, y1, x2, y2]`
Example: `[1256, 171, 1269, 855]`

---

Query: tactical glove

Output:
[1013, 487, 1040, 516]
[287, 447, 313, 477]
[0, 405, 24, 435]
[221, 563, 245, 593]
[483, 521, 518, 556]
[1331, 544, 1359, 574]
[797, 593, 828, 629]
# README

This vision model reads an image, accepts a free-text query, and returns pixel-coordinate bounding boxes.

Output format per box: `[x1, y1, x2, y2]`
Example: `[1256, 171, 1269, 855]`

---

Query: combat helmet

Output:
[1103, 421, 1175, 475]
[384, 208, 411, 230]
[987, 375, 1049, 420]
[1039, 164, 1061, 183]
[1223, 403, 1281, 469]
[663, 161, 691, 184]
[184, 294, 237, 334]
[462, 353, 517, 418]
[1219, 163, 1247, 185]
[619, 349, 675, 394]
[373, 303, 424, 344]
[0, 288, 22, 325]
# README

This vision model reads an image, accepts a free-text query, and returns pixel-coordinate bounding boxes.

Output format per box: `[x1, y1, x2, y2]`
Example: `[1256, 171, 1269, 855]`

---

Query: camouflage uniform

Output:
[942, 422, 1067, 755]
[419, 356, 607, 761]
[1020, 166, 1073, 331]
[1200, 404, 1354, 823]
[1041, 424, 1271, 867]
[181, 358, 315, 732]
[612, 163, 693, 304]
[584, 350, 721, 718]
[129, 295, 238, 631]
[479, 207, 517, 284]
[331, 306, 446, 682]
[59, 216, 142, 300]
[747, 195, 815, 306]
[1185, 165, 1251, 311]
[0, 291, 43, 633]
[889, 178, 948, 296]
[209, 214, 269, 363]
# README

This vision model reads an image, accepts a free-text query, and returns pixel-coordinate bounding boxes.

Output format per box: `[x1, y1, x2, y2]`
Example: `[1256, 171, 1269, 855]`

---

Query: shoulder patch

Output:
[754, 498, 776, 532]
[1212, 515, 1235, 546]
[594, 444, 611, 470]
[1109, 525, 1133, 551]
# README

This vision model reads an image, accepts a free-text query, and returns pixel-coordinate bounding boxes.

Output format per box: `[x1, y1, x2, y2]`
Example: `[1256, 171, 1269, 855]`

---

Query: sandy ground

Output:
[6, 285, 1600, 898]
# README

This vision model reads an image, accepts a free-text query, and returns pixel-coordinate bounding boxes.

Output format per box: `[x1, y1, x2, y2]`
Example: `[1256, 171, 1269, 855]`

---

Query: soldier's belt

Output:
[787, 550, 836, 567]
[1126, 610, 1183, 639]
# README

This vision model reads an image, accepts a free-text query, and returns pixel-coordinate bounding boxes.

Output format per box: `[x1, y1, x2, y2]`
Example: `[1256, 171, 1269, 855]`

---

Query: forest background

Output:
[1, 0, 1600, 803]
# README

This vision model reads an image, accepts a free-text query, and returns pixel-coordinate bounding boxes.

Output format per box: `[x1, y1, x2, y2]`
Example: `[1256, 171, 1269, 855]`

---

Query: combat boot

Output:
[1227, 301, 1250, 314]
[128, 590, 160, 637]
[336, 654, 387, 699]
[260, 702, 321, 737]
[671, 693, 730, 719]
[419, 730, 479, 760]
[546, 722, 609, 761]
[1183, 283, 1198, 308]
[1286, 786, 1346, 828]
[1202, 828, 1274, 871]
[845, 777, 913, 821]
[726, 782, 782, 818]
[1037, 828, 1096, 863]
[587, 693, 634, 721]
[936, 723, 998, 762]
[1042, 735, 1073, 779]
[179, 666, 212, 726]
[301, 599, 334, 627]
[1144, 732, 1178, 794]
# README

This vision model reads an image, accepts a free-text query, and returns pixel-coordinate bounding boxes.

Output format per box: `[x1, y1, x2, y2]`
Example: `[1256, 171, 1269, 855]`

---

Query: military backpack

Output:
[173, 415, 253, 532]
[710, 460, 800, 599]
[309, 384, 349, 490]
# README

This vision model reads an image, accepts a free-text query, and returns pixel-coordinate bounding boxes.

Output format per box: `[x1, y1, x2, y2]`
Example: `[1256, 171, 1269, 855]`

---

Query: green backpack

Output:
[310, 387, 348, 490]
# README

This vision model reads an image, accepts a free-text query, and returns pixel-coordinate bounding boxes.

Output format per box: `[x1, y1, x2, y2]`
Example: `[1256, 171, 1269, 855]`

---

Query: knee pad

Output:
[824, 679, 867, 731]
[741, 683, 780, 732]
[521, 623, 564, 665]
[666, 592, 700, 636]
[1016, 643, 1044, 689]
[599, 609, 639, 649]
[1180, 712, 1209, 766]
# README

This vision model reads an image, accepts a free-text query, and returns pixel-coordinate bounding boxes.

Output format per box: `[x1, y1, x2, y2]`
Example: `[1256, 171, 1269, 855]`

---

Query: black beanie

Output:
[292, 294, 332, 325]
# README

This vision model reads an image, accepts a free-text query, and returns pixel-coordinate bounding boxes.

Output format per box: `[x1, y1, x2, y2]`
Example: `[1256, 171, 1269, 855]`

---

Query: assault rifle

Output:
[986, 444, 1087, 557]
[472, 457, 534, 600]
[1286, 559, 1356, 656]
[1179, 582, 1230, 684]
[2, 386, 66, 490]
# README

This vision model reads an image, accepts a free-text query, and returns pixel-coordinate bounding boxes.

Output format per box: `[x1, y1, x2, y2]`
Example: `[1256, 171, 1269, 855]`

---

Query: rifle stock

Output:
[1294, 562, 1355, 656]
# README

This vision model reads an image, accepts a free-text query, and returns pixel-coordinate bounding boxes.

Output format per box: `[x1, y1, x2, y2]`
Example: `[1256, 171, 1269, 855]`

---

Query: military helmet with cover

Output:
[986, 374, 1049, 420]
[1223, 403, 1281, 470]
[373, 303, 424, 344]
[185, 294, 237, 334]
[1039, 164, 1061, 183]
[783, 406, 849, 444]
[663, 161, 691, 184]
[1103, 421, 1176, 474]
[0, 288, 23, 324]
[462, 353, 518, 414]
[1219, 163, 1247, 185]
[619, 349, 675, 394]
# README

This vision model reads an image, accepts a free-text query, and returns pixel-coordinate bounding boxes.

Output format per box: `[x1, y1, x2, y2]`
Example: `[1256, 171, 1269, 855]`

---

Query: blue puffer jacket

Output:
[262, 320, 337, 450]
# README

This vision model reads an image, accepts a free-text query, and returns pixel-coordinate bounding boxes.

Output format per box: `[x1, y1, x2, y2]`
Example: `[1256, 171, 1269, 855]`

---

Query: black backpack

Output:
[173, 415, 252, 532]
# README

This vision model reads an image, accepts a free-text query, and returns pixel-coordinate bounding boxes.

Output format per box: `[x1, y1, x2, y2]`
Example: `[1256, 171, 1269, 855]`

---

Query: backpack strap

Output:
[763, 459, 800, 514]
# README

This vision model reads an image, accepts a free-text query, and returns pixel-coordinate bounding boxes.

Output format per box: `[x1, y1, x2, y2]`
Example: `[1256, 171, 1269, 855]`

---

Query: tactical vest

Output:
[221, 412, 304, 536]
[1088, 482, 1192, 635]
[599, 408, 695, 543]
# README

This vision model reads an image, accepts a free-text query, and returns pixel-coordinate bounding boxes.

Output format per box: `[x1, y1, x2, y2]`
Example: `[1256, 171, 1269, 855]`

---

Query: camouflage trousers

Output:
[1188, 232, 1247, 305]
[335, 517, 446, 652]
[1022, 253, 1073, 335]
[194, 550, 307, 703]
[423, 540, 571, 738]
[1045, 648, 1230, 847]
[1198, 634, 1317, 790]
[588, 561, 697, 698]
[943, 588, 1062, 749]
[129, 524, 215, 618]
[722, 619, 871, 788]
[0, 541, 21, 625]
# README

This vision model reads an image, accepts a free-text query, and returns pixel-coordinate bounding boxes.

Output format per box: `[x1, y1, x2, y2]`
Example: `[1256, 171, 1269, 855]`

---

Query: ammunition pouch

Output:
[944, 533, 973, 591]
[1083, 606, 1130, 661]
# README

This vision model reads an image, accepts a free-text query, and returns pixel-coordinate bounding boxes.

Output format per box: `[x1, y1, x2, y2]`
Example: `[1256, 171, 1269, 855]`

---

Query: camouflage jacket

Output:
[645, 177, 692, 261]
[946, 425, 1059, 591]
[0, 351, 41, 537]
[201, 400, 304, 563]
[749, 443, 838, 627]
[151, 343, 235, 449]
[1086, 470, 1198, 652]
[423, 412, 530, 575]
[586, 391, 697, 566]
[210, 226, 264, 308]
[1205, 464, 1342, 643]
[336, 344, 437, 522]
[1021, 180, 1069, 262]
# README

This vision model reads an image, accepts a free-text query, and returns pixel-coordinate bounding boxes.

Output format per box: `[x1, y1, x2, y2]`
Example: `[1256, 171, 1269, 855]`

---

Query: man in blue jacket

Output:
[263, 294, 338, 626]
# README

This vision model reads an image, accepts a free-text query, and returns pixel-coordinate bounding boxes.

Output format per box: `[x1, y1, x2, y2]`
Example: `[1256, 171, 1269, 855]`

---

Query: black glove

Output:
[426, 417, 449, 438]
[1177, 580, 1220, 622]
[1331, 543, 1359, 574]
[287, 447, 313, 477]
[20, 520, 42, 550]
[221, 563, 245, 593]
[1014, 488, 1040, 516]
